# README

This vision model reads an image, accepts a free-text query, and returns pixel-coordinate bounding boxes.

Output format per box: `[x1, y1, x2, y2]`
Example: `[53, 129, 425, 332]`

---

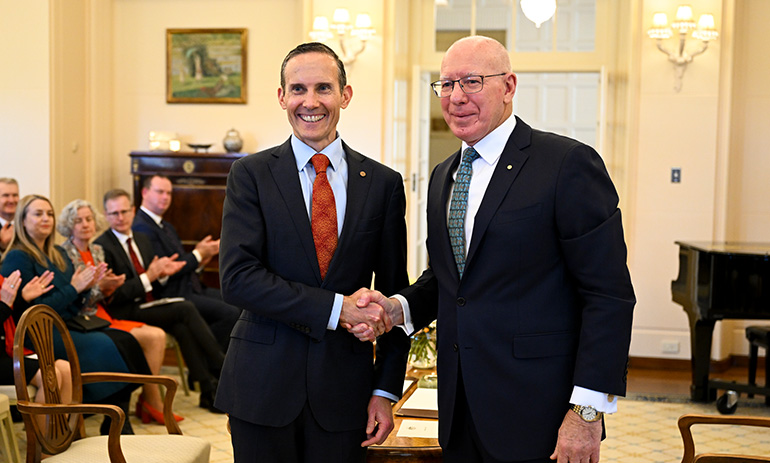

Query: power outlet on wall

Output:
[661, 340, 680, 354]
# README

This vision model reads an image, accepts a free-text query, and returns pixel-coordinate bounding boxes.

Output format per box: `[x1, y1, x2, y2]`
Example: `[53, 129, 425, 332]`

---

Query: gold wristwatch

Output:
[571, 404, 603, 422]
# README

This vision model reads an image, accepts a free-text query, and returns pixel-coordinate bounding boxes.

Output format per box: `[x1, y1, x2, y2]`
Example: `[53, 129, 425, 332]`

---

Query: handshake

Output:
[340, 288, 404, 342]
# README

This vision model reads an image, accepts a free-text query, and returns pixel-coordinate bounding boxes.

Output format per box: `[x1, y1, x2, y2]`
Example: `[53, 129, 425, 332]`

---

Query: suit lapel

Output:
[465, 119, 531, 268]
[105, 231, 138, 278]
[268, 138, 322, 283]
[431, 150, 462, 281]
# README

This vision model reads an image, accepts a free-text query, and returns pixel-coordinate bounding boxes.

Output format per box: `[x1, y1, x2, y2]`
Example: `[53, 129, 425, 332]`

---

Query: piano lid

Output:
[675, 241, 770, 256]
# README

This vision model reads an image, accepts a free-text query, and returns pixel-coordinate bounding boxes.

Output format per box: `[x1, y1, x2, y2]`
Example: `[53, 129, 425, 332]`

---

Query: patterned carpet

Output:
[3, 370, 770, 462]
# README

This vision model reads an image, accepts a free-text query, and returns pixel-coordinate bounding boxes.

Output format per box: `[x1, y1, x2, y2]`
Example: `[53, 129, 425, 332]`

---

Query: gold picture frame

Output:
[166, 28, 247, 104]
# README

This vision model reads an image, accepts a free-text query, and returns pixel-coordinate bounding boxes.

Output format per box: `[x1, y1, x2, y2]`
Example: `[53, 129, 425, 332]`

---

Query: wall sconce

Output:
[647, 5, 719, 92]
[520, 0, 556, 28]
[309, 8, 375, 64]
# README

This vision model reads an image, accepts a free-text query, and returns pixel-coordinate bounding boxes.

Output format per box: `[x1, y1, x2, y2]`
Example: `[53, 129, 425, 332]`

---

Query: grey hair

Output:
[57, 199, 105, 238]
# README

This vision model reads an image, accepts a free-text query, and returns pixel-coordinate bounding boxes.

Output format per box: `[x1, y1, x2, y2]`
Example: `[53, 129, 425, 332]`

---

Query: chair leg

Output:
[748, 344, 759, 398]
[0, 408, 21, 463]
[764, 347, 770, 406]
[173, 338, 190, 397]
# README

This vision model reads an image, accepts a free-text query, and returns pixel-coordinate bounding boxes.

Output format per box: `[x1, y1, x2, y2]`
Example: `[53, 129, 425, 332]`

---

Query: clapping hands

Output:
[1, 269, 55, 306]
[70, 262, 108, 293]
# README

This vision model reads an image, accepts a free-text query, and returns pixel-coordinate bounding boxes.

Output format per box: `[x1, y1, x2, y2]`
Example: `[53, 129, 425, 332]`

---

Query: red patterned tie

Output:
[311, 154, 337, 279]
[126, 237, 154, 301]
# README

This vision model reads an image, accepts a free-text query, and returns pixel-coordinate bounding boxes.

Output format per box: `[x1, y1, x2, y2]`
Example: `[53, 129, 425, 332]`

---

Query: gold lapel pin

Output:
[507, 165, 513, 170]
[360, 171, 367, 177]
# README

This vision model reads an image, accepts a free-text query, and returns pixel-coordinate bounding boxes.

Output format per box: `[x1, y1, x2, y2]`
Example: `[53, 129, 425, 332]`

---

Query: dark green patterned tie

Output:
[448, 147, 480, 278]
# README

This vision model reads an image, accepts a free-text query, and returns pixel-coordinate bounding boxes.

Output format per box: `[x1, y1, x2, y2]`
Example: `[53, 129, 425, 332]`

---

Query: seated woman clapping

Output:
[0, 195, 151, 434]
[58, 199, 182, 424]
[0, 269, 73, 413]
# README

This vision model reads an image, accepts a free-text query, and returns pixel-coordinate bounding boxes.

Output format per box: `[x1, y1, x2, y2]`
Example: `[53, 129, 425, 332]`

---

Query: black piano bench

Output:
[746, 325, 770, 405]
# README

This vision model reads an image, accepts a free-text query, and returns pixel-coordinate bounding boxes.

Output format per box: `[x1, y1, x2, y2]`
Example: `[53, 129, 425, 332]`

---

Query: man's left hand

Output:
[195, 235, 220, 261]
[550, 409, 602, 462]
[361, 395, 395, 447]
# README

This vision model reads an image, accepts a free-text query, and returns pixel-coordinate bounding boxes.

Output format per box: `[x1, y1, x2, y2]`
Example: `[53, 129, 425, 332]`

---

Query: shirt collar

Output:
[461, 113, 517, 165]
[0, 216, 9, 227]
[291, 134, 345, 172]
[110, 228, 134, 245]
[140, 206, 163, 225]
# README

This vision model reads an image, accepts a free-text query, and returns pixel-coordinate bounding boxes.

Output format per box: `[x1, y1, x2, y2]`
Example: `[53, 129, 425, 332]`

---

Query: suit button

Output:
[456, 297, 466, 307]
[453, 344, 459, 352]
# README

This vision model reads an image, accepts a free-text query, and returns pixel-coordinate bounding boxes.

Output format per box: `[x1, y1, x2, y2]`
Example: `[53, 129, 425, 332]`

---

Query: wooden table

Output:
[367, 368, 442, 462]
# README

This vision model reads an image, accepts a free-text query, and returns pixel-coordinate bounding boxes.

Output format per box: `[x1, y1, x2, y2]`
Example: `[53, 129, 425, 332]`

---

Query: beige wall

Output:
[0, 2, 52, 197]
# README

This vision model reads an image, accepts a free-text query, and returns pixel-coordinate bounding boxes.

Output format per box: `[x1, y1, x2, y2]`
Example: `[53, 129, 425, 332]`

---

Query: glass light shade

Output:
[332, 8, 351, 24]
[313, 16, 330, 31]
[520, 0, 556, 29]
[652, 12, 668, 27]
[355, 14, 371, 29]
[697, 14, 715, 30]
[675, 5, 693, 21]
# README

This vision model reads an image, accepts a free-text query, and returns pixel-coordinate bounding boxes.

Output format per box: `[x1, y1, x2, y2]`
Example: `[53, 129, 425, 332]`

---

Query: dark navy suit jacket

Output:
[215, 138, 410, 432]
[401, 117, 636, 460]
[132, 209, 199, 298]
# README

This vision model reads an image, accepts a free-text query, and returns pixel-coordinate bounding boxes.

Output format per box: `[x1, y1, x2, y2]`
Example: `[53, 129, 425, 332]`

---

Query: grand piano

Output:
[671, 241, 770, 402]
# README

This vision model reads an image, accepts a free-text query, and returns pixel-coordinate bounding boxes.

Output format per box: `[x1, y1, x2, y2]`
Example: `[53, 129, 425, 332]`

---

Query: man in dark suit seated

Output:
[95, 189, 226, 412]
[132, 174, 239, 352]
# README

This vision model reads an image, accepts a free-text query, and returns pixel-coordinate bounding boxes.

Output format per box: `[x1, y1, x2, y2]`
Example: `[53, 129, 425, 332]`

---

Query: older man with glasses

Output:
[353, 36, 635, 463]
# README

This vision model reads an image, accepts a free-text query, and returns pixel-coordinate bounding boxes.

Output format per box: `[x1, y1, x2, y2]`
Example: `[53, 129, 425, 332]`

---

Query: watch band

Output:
[571, 404, 603, 422]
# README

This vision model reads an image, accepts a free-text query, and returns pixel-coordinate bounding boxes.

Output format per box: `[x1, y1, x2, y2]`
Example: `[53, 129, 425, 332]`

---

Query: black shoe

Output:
[199, 390, 226, 414]
[100, 415, 134, 435]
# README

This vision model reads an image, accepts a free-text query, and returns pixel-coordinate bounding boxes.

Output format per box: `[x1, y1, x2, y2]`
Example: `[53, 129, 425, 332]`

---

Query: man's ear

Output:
[278, 87, 288, 110]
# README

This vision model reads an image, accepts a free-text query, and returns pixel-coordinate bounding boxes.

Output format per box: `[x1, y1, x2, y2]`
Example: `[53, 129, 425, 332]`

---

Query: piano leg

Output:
[689, 317, 717, 402]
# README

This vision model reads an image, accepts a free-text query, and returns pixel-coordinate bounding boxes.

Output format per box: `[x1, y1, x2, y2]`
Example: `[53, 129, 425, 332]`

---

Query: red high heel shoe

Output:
[135, 394, 184, 424]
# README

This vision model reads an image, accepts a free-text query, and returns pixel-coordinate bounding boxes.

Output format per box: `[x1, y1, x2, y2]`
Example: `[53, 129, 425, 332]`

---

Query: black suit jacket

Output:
[401, 117, 636, 460]
[132, 209, 199, 298]
[94, 230, 164, 319]
[215, 138, 410, 432]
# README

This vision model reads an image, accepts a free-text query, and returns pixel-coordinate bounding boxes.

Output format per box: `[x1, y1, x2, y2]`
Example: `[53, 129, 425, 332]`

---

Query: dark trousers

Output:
[120, 300, 225, 392]
[229, 402, 367, 463]
[189, 287, 240, 352]
[443, 371, 551, 463]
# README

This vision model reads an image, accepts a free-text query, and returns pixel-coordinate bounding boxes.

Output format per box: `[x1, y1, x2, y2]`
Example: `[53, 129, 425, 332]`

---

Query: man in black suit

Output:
[355, 36, 636, 463]
[132, 174, 239, 351]
[214, 42, 410, 462]
[95, 189, 226, 411]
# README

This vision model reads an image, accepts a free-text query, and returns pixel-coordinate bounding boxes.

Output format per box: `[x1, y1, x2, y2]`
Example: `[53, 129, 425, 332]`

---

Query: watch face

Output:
[582, 407, 597, 421]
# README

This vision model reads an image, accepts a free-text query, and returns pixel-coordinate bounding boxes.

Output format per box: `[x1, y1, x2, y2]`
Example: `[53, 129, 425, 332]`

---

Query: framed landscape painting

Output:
[166, 28, 247, 104]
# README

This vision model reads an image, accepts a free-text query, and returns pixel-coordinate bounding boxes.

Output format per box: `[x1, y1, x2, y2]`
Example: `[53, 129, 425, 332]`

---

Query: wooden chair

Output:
[678, 413, 770, 462]
[13, 304, 210, 463]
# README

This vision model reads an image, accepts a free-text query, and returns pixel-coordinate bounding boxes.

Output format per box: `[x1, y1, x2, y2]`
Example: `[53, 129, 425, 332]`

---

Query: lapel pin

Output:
[360, 171, 367, 177]
[507, 165, 513, 170]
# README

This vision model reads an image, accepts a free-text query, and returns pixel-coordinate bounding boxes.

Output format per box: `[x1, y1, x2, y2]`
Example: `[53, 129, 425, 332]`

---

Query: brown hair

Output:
[3, 194, 66, 270]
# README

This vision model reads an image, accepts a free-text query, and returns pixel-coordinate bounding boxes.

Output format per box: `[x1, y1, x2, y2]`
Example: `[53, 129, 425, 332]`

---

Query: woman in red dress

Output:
[58, 199, 181, 424]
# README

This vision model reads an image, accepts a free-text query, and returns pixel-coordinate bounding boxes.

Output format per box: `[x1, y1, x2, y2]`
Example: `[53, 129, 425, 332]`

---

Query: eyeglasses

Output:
[430, 73, 507, 98]
[106, 209, 131, 218]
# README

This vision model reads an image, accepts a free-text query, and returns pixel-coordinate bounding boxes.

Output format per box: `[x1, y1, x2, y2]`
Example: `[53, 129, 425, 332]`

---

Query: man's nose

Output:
[449, 82, 467, 103]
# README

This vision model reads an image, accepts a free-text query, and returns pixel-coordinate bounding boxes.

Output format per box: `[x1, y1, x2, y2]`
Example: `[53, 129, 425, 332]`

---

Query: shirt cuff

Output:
[139, 273, 154, 294]
[327, 293, 343, 330]
[392, 294, 414, 335]
[192, 249, 202, 264]
[373, 389, 399, 403]
[569, 386, 618, 414]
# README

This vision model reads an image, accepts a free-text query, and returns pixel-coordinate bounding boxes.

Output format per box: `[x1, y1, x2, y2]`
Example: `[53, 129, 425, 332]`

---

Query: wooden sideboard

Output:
[129, 151, 246, 288]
